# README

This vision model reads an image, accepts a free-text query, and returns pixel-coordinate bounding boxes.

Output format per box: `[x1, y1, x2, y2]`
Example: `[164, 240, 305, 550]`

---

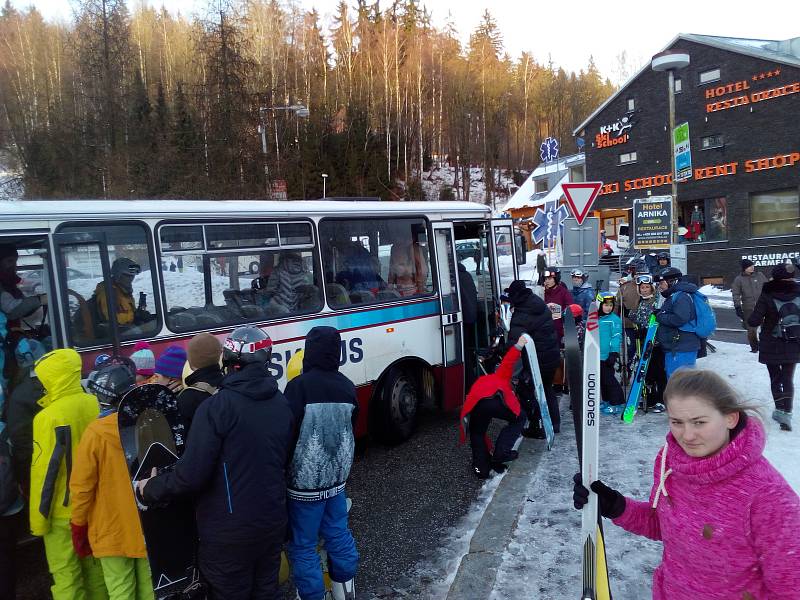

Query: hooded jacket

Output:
[571, 282, 595, 320]
[612, 418, 800, 600]
[459, 345, 521, 442]
[69, 413, 146, 558]
[285, 326, 358, 501]
[142, 361, 296, 544]
[655, 280, 702, 353]
[507, 290, 560, 372]
[747, 278, 800, 365]
[598, 311, 622, 360]
[30, 349, 100, 536]
[543, 282, 574, 340]
[177, 364, 225, 435]
[94, 281, 135, 326]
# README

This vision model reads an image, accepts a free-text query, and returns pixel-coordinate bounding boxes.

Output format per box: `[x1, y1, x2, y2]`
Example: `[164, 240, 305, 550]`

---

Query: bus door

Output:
[432, 222, 464, 410]
[489, 219, 519, 298]
[53, 232, 121, 353]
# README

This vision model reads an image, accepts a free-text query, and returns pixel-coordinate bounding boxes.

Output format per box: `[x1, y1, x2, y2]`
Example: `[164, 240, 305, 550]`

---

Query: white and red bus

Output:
[1, 200, 524, 442]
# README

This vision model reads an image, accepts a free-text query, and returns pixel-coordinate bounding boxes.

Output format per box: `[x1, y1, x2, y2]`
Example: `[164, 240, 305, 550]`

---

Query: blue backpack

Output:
[674, 290, 716, 338]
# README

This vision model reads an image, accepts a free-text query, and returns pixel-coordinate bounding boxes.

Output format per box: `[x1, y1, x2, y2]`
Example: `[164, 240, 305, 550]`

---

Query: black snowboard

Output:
[118, 384, 197, 598]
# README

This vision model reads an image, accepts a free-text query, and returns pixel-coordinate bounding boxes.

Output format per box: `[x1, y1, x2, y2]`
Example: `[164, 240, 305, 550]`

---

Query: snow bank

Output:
[699, 284, 733, 309]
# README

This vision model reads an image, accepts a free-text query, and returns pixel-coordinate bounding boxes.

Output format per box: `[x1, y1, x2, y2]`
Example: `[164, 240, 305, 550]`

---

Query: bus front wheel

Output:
[375, 366, 419, 444]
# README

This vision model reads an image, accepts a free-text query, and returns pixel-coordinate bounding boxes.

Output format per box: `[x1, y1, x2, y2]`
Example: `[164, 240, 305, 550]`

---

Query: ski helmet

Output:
[656, 251, 670, 264]
[596, 291, 616, 304]
[570, 268, 588, 281]
[658, 266, 683, 284]
[222, 326, 273, 369]
[87, 361, 136, 407]
[542, 267, 561, 284]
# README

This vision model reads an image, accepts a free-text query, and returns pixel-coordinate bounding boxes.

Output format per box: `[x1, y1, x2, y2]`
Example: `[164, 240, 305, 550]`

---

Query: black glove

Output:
[604, 352, 619, 368]
[572, 473, 626, 519]
[735, 306, 744, 319]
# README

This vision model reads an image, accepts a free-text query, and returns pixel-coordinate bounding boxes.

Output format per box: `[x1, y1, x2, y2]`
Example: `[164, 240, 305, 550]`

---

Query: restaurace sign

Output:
[595, 112, 635, 149]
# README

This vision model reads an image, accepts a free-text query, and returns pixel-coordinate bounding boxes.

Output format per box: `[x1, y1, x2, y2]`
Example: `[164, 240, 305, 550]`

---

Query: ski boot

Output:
[650, 403, 666, 413]
[492, 449, 519, 463]
[772, 410, 793, 431]
[331, 579, 356, 600]
[600, 402, 618, 415]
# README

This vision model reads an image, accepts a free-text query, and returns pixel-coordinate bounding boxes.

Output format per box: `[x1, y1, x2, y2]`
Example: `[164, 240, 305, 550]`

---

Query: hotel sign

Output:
[704, 68, 800, 113]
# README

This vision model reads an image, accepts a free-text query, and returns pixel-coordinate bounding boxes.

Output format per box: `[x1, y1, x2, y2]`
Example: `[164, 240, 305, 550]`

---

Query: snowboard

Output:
[521, 333, 555, 450]
[623, 314, 659, 424]
[118, 384, 198, 599]
[565, 309, 612, 600]
[581, 302, 601, 600]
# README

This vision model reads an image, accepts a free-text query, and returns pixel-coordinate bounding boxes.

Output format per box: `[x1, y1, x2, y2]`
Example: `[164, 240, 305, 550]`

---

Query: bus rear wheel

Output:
[375, 366, 419, 444]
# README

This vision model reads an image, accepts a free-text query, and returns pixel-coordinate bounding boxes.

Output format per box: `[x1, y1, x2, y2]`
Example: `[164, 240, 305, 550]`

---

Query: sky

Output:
[11, 0, 800, 82]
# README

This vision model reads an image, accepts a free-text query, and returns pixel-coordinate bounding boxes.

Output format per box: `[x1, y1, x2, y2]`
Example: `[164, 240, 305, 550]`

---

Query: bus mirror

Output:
[514, 232, 527, 265]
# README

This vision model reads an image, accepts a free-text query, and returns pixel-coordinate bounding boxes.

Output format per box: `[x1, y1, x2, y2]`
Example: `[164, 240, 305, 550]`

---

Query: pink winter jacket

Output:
[612, 418, 800, 600]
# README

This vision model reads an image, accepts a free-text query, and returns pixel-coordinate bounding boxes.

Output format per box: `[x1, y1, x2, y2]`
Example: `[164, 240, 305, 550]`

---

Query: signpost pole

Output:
[668, 70, 678, 245]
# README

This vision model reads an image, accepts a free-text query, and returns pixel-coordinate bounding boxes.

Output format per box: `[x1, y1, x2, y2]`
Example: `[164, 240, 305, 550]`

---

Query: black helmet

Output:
[542, 266, 561, 284]
[223, 326, 273, 369]
[87, 360, 136, 407]
[658, 266, 683, 284]
[656, 251, 670, 262]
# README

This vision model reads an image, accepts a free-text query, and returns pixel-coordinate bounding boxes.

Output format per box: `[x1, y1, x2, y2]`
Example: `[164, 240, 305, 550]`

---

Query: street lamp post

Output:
[651, 51, 690, 244]
[321, 173, 328, 199]
[258, 103, 310, 198]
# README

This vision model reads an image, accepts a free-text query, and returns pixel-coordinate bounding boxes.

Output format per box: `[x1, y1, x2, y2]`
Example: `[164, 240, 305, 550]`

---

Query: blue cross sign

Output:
[532, 200, 569, 245]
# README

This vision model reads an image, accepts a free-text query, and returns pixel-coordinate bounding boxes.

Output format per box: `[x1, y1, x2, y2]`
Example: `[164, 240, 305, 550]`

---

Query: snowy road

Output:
[487, 340, 800, 599]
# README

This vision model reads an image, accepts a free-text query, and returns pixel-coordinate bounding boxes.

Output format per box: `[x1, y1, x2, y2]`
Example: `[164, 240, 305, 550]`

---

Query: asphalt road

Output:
[710, 304, 749, 345]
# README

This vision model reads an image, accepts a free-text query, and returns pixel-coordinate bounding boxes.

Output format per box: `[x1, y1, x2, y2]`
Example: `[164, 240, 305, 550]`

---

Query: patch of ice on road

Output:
[490, 340, 798, 599]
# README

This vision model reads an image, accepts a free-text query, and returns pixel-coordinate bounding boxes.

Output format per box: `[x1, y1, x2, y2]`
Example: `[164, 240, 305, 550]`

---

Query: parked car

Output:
[456, 240, 481, 263]
[19, 267, 91, 295]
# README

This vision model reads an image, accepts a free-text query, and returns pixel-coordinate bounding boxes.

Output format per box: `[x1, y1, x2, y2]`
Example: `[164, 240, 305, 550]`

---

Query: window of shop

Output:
[619, 151, 637, 165]
[701, 134, 724, 150]
[680, 198, 727, 243]
[699, 68, 721, 84]
[319, 218, 432, 308]
[674, 78, 682, 93]
[158, 221, 321, 333]
[750, 189, 800, 237]
[626, 97, 635, 111]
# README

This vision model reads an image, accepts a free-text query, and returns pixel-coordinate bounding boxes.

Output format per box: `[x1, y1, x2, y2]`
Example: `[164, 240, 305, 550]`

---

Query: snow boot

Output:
[522, 424, 545, 439]
[492, 449, 519, 463]
[772, 410, 793, 431]
[331, 579, 356, 600]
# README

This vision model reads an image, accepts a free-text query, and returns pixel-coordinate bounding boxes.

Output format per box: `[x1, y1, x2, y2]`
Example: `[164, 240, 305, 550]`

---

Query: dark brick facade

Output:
[577, 38, 800, 286]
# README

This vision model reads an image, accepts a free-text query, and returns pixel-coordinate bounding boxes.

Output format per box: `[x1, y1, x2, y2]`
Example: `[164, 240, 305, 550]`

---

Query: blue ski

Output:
[622, 313, 658, 423]
[522, 333, 555, 450]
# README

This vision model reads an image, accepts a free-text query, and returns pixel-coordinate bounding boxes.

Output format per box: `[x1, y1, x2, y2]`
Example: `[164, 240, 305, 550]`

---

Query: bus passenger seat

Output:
[349, 290, 375, 304]
[325, 283, 350, 308]
[376, 289, 402, 302]
[297, 284, 320, 311]
[167, 311, 197, 331]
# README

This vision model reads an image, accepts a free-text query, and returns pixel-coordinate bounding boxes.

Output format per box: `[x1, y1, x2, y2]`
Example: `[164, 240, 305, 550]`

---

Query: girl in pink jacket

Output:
[574, 368, 800, 599]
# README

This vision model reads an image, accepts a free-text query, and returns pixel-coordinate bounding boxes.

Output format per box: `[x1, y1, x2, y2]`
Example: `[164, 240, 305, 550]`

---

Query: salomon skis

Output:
[522, 333, 555, 450]
[581, 302, 601, 600]
[623, 314, 659, 424]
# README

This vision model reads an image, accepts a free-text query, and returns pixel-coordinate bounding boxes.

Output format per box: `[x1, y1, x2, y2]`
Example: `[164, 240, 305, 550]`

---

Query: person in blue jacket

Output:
[655, 267, 702, 378]
[138, 326, 297, 599]
[285, 326, 359, 600]
[570, 269, 595, 319]
[597, 292, 625, 414]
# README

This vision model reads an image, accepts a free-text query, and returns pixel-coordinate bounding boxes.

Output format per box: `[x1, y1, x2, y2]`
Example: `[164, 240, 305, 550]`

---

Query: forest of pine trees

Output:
[0, 0, 615, 202]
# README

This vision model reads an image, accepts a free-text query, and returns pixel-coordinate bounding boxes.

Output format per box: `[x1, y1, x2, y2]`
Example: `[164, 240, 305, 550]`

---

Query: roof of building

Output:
[573, 33, 800, 136]
[504, 173, 569, 212]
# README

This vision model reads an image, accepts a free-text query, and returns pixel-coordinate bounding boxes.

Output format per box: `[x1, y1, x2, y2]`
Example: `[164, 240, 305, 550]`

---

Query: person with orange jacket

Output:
[70, 361, 154, 600]
[460, 336, 528, 479]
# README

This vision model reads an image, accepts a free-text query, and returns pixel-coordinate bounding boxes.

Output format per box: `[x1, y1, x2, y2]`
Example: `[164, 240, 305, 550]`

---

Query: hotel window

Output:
[701, 134, 724, 150]
[619, 151, 637, 165]
[674, 78, 682, 93]
[626, 97, 635, 111]
[750, 189, 800, 237]
[699, 68, 721, 84]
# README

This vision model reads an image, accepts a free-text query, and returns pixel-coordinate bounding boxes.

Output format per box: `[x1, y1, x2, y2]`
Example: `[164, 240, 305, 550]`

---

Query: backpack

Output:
[0, 425, 20, 514]
[675, 290, 717, 339]
[772, 297, 800, 341]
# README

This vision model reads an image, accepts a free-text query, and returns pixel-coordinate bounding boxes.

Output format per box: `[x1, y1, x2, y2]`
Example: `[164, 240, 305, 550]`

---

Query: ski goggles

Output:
[597, 292, 615, 303]
[635, 274, 654, 285]
[570, 269, 586, 278]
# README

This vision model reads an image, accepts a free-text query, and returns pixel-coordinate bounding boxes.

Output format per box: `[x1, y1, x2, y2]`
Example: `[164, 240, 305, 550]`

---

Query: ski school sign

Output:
[633, 197, 672, 249]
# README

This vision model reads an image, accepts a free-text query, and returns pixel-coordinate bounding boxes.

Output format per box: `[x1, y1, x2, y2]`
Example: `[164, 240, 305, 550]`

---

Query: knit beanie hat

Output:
[130, 340, 156, 376]
[154, 345, 187, 379]
[771, 261, 797, 281]
[740, 258, 755, 271]
[187, 333, 222, 370]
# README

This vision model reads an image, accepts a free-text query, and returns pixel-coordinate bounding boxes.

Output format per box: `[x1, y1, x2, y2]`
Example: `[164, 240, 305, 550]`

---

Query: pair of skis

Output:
[569, 303, 612, 600]
[622, 314, 659, 424]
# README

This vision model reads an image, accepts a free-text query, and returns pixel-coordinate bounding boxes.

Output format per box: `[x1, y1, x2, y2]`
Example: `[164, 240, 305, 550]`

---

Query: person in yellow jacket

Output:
[30, 348, 108, 600]
[94, 258, 139, 326]
[71, 362, 154, 600]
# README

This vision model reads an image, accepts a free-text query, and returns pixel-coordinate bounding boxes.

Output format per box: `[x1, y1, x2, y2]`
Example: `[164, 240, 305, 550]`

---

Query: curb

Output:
[445, 438, 545, 600]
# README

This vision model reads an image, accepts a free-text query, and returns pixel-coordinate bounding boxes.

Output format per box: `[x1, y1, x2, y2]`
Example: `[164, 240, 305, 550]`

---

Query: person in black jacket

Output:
[748, 262, 800, 431]
[285, 326, 358, 600]
[505, 280, 561, 436]
[177, 332, 225, 435]
[458, 262, 479, 389]
[138, 326, 296, 600]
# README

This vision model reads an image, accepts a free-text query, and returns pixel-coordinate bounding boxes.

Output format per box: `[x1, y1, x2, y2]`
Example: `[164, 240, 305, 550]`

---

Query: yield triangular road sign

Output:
[562, 182, 603, 225]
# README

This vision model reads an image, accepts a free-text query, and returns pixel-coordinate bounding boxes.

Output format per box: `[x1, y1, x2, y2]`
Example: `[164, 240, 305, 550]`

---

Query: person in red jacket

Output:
[542, 267, 574, 343]
[460, 336, 528, 479]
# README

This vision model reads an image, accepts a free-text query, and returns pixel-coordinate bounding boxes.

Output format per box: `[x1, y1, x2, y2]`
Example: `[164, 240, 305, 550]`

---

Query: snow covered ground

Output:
[488, 340, 798, 599]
